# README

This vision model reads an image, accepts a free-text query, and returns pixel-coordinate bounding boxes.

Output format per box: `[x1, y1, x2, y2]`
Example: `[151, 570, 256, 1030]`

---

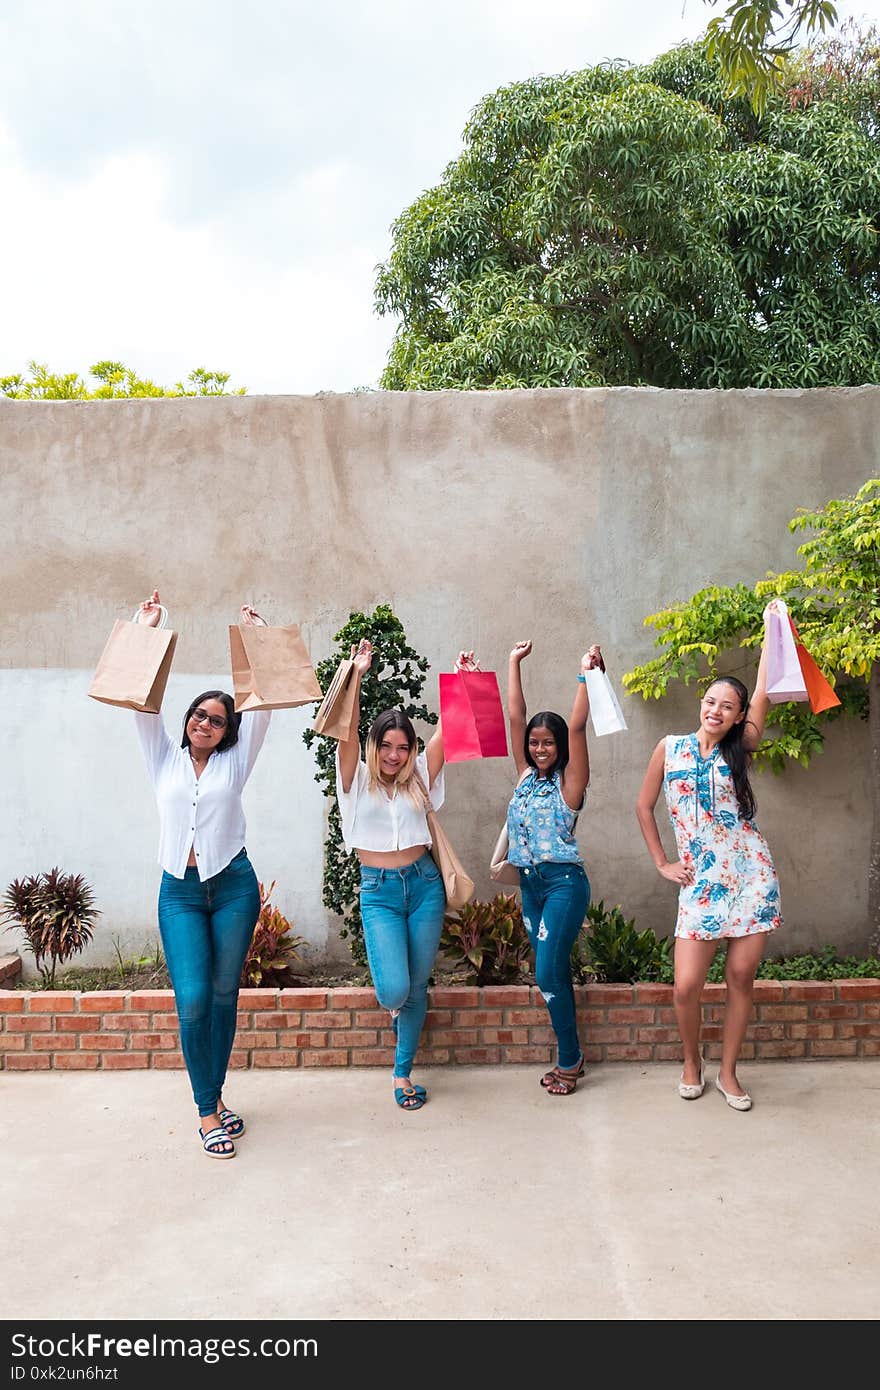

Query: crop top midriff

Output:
[335, 749, 445, 854]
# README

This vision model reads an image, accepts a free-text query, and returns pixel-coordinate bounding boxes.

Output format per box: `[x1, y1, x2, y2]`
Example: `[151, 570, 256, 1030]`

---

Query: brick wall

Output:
[1, 981, 878, 1070]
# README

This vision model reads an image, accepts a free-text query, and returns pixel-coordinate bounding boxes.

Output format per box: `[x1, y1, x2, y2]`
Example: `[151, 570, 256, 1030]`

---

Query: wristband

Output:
[576, 673, 587, 683]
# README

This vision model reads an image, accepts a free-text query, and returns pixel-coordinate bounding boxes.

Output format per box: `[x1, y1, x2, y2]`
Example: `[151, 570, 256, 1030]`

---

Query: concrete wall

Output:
[1, 387, 875, 972]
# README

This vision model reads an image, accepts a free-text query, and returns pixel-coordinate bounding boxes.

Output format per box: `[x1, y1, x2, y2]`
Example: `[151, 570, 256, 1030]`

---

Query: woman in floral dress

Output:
[636, 605, 782, 1111]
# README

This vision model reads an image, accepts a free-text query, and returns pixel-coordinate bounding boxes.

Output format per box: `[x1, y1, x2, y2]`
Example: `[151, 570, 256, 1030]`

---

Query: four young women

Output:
[128, 590, 783, 1151]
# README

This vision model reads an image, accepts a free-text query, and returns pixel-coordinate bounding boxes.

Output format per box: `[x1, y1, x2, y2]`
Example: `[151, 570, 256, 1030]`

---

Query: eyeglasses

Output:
[190, 708, 228, 730]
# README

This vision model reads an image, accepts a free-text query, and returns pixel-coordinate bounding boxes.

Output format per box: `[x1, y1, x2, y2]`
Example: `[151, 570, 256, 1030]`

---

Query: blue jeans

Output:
[359, 853, 446, 1078]
[157, 849, 261, 1117]
[519, 862, 590, 1070]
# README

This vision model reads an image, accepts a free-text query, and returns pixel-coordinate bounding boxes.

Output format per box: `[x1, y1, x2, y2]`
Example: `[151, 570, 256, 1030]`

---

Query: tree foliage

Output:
[0, 360, 245, 399]
[302, 605, 435, 965]
[376, 38, 879, 391]
[704, 1, 838, 113]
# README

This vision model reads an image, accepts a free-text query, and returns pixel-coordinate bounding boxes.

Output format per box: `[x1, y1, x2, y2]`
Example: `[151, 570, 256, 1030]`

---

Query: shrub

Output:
[240, 881, 303, 988]
[303, 604, 435, 965]
[2, 869, 100, 988]
[574, 900, 671, 984]
[440, 894, 531, 985]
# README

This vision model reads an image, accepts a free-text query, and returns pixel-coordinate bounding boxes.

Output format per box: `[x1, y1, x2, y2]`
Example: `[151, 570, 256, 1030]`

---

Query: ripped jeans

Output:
[520, 861, 590, 1070]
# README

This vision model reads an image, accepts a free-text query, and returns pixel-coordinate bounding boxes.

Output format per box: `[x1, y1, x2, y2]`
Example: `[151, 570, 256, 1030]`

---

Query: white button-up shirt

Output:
[135, 710, 271, 880]
[336, 749, 445, 854]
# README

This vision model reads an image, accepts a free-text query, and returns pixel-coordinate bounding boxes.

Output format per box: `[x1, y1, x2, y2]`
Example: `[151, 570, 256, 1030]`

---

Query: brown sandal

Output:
[540, 1057, 585, 1094]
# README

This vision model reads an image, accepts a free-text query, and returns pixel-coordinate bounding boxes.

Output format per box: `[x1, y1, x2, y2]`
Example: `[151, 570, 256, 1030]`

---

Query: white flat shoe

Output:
[715, 1074, 752, 1111]
[678, 1058, 705, 1099]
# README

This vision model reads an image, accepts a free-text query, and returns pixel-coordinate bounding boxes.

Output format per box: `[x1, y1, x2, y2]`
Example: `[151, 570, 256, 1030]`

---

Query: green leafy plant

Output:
[3, 869, 101, 988]
[110, 934, 166, 985]
[573, 900, 672, 984]
[440, 893, 531, 986]
[0, 360, 245, 398]
[303, 605, 435, 965]
[240, 881, 303, 988]
[654, 941, 880, 984]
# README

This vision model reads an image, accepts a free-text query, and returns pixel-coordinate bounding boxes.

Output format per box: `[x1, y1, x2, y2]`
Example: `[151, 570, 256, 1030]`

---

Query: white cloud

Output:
[0, 128, 394, 392]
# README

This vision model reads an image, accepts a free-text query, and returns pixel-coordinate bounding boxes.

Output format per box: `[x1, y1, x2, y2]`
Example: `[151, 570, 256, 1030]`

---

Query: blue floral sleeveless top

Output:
[506, 770, 582, 866]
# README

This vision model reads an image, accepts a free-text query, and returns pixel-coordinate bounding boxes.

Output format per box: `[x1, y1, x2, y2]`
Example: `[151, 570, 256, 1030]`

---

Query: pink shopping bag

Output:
[439, 671, 509, 763]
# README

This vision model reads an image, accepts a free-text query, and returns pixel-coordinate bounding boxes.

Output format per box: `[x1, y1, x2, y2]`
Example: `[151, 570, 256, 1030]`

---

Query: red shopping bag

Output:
[439, 671, 508, 763]
[790, 619, 841, 715]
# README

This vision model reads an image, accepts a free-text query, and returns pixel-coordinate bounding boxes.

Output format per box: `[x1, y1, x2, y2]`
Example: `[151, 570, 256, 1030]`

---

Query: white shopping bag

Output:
[765, 599, 808, 704]
[584, 667, 628, 737]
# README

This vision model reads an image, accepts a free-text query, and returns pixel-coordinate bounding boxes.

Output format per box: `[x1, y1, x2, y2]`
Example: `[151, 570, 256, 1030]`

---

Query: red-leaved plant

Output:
[240, 881, 303, 988]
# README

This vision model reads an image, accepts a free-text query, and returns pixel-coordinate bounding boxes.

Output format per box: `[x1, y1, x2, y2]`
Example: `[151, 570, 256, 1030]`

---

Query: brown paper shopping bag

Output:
[426, 810, 475, 912]
[311, 657, 358, 739]
[88, 607, 178, 712]
[229, 623, 322, 712]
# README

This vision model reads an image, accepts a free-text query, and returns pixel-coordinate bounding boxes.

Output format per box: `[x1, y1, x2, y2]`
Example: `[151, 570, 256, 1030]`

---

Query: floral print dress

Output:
[663, 734, 782, 941]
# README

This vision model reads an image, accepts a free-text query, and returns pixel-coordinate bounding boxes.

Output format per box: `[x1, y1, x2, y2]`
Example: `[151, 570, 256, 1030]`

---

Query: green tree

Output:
[704, 1, 838, 113]
[302, 605, 436, 965]
[376, 40, 879, 391]
[623, 479, 880, 947]
[0, 360, 245, 398]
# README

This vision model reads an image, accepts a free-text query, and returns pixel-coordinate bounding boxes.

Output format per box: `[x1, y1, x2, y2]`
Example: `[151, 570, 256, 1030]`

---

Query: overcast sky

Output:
[1, 1, 876, 395]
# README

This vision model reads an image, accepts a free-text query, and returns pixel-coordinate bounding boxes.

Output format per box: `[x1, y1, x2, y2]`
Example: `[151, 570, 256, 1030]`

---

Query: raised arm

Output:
[132, 589, 173, 773]
[337, 639, 371, 793]
[560, 644, 602, 811]
[742, 602, 777, 752]
[507, 641, 531, 776]
[636, 739, 693, 886]
[231, 603, 273, 774]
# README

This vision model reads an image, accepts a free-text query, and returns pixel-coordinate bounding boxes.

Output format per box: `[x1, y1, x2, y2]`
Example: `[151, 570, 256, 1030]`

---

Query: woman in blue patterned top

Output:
[635, 604, 781, 1112]
[505, 639, 603, 1096]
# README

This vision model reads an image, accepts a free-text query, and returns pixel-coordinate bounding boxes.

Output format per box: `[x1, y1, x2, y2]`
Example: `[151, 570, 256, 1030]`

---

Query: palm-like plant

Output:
[3, 869, 101, 987]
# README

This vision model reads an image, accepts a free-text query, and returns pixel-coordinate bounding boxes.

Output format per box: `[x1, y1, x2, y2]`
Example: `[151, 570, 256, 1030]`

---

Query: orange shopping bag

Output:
[789, 618, 841, 715]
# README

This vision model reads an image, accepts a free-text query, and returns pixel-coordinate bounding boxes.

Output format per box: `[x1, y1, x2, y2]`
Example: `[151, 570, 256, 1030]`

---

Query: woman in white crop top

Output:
[337, 638, 476, 1111]
[135, 589, 270, 1160]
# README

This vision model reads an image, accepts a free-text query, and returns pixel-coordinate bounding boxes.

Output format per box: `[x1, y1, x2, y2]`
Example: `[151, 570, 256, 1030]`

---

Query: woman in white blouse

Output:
[135, 589, 269, 1159]
[337, 638, 475, 1111]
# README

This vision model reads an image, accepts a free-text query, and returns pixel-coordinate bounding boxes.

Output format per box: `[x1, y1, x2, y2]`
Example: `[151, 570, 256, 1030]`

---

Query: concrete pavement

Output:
[3, 1061, 878, 1321]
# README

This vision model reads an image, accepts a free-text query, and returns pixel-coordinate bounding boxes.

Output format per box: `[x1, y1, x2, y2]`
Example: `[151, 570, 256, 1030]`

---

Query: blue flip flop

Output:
[394, 1085, 426, 1110]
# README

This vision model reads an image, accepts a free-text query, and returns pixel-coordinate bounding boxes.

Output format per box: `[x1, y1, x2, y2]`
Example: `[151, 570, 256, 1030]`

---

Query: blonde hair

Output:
[365, 710, 429, 808]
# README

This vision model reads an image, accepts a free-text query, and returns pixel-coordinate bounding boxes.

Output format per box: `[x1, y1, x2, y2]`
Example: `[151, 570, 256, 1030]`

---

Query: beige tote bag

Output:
[426, 810, 475, 912]
[489, 824, 520, 886]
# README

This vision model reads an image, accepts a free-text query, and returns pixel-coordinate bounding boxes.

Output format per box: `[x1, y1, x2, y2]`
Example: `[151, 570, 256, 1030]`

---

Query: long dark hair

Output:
[181, 690, 240, 753]
[524, 711, 570, 778]
[708, 677, 756, 822]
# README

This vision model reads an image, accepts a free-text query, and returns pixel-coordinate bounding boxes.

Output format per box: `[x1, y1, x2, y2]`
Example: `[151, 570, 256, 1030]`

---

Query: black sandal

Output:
[540, 1057, 585, 1094]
